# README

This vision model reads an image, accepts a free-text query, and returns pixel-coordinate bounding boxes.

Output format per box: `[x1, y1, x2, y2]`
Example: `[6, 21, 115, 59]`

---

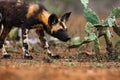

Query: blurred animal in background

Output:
[0, 1, 71, 59]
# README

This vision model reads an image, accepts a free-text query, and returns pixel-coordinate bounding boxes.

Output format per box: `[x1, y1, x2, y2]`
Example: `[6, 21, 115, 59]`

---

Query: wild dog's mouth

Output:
[52, 29, 71, 42]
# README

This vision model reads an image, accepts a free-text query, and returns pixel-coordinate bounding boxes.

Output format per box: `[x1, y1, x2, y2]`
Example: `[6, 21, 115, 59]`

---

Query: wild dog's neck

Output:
[26, 4, 50, 26]
[37, 10, 50, 27]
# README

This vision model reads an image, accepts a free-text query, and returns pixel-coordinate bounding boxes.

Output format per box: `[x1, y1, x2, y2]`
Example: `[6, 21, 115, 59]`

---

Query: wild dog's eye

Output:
[59, 22, 67, 30]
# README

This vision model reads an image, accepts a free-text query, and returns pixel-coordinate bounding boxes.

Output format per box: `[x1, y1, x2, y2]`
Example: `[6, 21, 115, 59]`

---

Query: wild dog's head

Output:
[48, 12, 71, 42]
[28, 3, 71, 42]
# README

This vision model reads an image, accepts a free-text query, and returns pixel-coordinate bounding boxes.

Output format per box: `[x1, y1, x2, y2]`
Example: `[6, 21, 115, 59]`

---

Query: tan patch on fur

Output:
[16, 2, 22, 6]
[37, 10, 50, 26]
[26, 4, 39, 18]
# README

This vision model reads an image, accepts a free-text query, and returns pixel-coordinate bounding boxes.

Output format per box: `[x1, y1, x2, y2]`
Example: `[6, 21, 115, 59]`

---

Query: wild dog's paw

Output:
[44, 49, 61, 59]
[24, 54, 33, 60]
[48, 53, 61, 59]
[42, 57, 53, 63]
[2, 54, 11, 59]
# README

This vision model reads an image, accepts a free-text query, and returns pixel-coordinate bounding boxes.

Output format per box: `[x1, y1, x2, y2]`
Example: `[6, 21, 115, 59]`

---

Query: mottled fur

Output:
[0, 1, 71, 59]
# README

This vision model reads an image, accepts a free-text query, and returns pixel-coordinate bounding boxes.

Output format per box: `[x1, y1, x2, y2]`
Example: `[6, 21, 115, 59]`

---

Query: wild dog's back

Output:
[0, 1, 28, 26]
[0, 1, 18, 12]
[0, 1, 49, 27]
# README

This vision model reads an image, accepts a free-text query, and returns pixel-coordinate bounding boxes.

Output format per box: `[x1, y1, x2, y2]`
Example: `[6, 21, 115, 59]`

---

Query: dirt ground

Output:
[0, 61, 120, 80]
[0, 62, 120, 80]
[0, 46, 120, 80]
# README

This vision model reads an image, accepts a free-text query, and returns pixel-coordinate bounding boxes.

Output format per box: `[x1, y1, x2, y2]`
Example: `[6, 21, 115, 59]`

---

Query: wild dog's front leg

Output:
[22, 28, 33, 59]
[36, 29, 60, 59]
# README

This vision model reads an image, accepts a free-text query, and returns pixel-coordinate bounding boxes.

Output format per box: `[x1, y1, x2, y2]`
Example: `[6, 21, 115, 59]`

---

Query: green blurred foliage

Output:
[7, 28, 19, 40]
[84, 8, 100, 25]
[80, 0, 89, 8]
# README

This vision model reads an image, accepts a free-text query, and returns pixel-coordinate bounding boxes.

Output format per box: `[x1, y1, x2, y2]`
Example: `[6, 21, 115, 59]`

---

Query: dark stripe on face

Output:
[59, 22, 67, 30]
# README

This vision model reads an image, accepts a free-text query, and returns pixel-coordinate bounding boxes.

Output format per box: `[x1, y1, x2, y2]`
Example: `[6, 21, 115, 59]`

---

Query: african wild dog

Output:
[0, 1, 71, 59]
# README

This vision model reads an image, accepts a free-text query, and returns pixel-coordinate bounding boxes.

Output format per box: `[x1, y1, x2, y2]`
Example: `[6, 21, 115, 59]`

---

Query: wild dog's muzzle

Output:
[52, 29, 71, 42]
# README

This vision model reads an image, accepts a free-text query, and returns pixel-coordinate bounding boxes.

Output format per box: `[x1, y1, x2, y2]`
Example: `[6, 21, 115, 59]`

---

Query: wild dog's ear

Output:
[48, 14, 58, 26]
[61, 12, 71, 22]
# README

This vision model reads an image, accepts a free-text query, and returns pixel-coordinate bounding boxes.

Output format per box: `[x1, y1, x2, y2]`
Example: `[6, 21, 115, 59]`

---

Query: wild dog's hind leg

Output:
[36, 29, 60, 59]
[0, 25, 12, 58]
[22, 28, 33, 59]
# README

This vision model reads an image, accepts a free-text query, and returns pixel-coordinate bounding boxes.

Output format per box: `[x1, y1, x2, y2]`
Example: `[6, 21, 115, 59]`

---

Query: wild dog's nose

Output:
[67, 37, 71, 40]
[64, 37, 71, 42]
